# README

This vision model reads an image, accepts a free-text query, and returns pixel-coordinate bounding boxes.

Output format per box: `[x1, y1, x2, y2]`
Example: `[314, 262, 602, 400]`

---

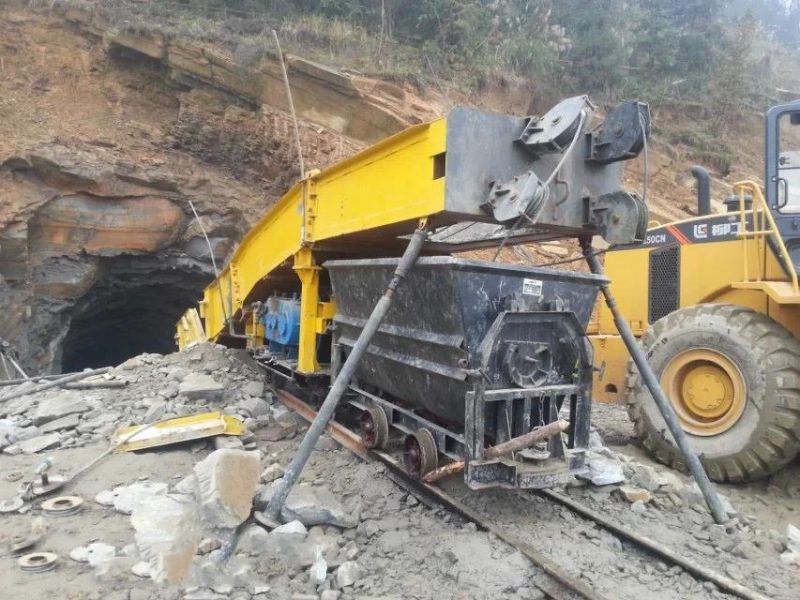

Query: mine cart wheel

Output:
[360, 406, 389, 449]
[626, 304, 800, 483]
[404, 428, 438, 478]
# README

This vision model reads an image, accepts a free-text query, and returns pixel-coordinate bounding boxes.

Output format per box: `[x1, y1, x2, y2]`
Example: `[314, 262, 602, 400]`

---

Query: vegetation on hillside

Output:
[77, 0, 800, 174]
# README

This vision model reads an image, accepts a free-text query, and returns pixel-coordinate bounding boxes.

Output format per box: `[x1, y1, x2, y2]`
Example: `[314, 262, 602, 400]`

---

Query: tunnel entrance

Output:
[59, 256, 212, 372]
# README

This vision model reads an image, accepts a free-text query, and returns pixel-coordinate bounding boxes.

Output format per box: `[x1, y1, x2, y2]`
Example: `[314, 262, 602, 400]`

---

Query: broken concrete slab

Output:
[39, 413, 80, 433]
[130, 494, 201, 584]
[194, 448, 260, 528]
[18, 432, 61, 454]
[179, 372, 225, 400]
[32, 392, 91, 425]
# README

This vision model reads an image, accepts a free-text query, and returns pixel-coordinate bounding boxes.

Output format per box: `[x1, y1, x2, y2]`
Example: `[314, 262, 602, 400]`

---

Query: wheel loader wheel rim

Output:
[660, 348, 746, 436]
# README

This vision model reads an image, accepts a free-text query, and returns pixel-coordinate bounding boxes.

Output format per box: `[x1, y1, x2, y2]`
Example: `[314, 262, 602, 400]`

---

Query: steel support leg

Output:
[581, 238, 729, 524]
[262, 227, 429, 525]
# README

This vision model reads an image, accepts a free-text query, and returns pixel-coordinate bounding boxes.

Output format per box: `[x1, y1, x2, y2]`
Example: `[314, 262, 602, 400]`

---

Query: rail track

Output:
[272, 388, 770, 600]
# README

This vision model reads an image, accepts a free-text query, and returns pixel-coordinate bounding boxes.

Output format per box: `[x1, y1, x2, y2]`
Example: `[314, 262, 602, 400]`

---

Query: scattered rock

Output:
[131, 561, 152, 578]
[17, 432, 61, 454]
[32, 392, 90, 425]
[583, 453, 625, 486]
[179, 373, 225, 400]
[259, 482, 356, 528]
[95, 481, 169, 514]
[629, 463, 665, 492]
[242, 380, 265, 397]
[308, 547, 327, 584]
[335, 561, 361, 588]
[618, 485, 652, 504]
[788, 524, 800, 553]
[194, 449, 260, 528]
[261, 463, 285, 483]
[274, 520, 308, 535]
[38, 413, 80, 433]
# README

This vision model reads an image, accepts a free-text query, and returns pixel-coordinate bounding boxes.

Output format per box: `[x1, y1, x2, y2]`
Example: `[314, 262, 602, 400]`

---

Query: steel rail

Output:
[273, 388, 606, 600]
[272, 388, 771, 600]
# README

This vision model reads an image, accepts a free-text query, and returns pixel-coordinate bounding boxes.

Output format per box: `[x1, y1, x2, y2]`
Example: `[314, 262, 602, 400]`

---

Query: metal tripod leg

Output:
[581, 238, 729, 524]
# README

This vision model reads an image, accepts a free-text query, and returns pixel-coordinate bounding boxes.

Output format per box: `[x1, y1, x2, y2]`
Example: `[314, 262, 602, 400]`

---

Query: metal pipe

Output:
[580, 238, 729, 524]
[0, 366, 112, 403]
[691, 166, 711, 216]
[263, 228, 429, 525]
[423, 419, 569, 483]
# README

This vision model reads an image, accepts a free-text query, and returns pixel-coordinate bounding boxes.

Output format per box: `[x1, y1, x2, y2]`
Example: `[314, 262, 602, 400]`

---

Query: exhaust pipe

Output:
[691, 166, 711, 216]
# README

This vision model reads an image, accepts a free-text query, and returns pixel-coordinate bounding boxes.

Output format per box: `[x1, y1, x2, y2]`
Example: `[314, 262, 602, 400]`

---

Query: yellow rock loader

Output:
[590, 101, 800, 482]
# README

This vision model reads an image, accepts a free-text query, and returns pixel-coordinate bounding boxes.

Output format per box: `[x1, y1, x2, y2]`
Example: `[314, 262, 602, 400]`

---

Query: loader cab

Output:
[766, 102, 800, 269]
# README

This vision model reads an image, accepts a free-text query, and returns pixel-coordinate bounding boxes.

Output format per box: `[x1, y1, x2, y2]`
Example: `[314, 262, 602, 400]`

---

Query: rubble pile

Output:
[0, 344, 798, 599]
[0, 343, 277, 456]
[0, 344, 548, 599]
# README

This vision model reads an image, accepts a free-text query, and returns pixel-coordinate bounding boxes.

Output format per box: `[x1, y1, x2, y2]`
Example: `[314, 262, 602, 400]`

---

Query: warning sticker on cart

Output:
[522, 278, 543, 296]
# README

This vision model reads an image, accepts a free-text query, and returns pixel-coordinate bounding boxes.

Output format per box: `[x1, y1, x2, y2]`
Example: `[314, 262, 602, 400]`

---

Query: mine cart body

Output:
[326, 256, 604, 489]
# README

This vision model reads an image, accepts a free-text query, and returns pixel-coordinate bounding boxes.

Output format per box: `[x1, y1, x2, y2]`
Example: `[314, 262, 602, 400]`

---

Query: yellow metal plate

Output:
[111, 412, 245, 453]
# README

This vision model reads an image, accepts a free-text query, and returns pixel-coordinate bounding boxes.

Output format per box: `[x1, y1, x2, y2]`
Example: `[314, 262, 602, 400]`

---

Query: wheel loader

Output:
[590, 100, 800, 482]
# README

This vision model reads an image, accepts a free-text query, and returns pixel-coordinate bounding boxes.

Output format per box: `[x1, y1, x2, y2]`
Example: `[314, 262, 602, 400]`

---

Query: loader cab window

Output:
[777, 113, 800, 213]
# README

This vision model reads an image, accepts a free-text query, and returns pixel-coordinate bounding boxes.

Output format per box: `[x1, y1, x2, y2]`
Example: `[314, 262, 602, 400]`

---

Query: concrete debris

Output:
[179, 372, 225, 400]
[335, 561, 361, 588]
[39, 413, 80, 433]
[130, 494, 201, 584]
[31, 392, 91, 425]
[17, 432, 61, 454]
[95, 481, 169, 514]
[193, 449, 260, 528]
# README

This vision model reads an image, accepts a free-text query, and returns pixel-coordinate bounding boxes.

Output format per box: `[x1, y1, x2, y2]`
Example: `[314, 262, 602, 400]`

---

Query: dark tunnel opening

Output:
[59, 257, 212, 373]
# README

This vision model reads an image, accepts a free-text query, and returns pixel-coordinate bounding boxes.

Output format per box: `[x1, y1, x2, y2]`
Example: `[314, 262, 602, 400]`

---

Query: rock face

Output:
[194, 449, 261, 528]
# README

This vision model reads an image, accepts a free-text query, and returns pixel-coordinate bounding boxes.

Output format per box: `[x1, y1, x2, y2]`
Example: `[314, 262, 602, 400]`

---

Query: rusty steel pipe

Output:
[423, 419, 569, 483]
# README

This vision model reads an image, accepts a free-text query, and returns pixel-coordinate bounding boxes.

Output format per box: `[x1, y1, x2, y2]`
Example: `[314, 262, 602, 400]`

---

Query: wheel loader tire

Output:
[625, 303, 800, 482]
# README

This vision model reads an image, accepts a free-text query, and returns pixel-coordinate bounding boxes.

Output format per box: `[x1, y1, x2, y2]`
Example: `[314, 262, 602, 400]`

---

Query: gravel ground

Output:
[1, 346, 798, 599]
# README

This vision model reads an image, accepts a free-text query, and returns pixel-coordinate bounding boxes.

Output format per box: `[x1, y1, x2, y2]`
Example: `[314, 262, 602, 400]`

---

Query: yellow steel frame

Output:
[589, 180, 800, 404]
[181, 117, 448, 373]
